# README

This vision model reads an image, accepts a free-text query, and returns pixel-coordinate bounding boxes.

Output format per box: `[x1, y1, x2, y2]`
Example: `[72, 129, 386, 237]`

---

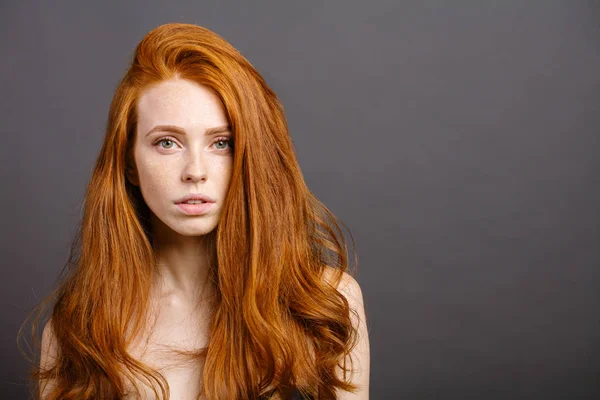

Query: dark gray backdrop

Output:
[2, 1, 599, 399]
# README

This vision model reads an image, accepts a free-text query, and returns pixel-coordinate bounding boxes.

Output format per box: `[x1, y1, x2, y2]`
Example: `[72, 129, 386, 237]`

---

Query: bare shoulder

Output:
[322, 267, 371, 399]
[40, 318, 59, 398]
[322, 267, 365, 303]
[41, 318, 59, 366]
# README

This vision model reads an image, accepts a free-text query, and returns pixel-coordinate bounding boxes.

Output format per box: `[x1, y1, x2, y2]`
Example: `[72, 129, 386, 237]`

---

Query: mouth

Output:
[174, 193, 215, 204]
[175, 201, 214, 216]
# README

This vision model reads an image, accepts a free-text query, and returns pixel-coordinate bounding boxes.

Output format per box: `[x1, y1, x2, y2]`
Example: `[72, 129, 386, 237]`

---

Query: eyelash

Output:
[152, 136, 233, 151]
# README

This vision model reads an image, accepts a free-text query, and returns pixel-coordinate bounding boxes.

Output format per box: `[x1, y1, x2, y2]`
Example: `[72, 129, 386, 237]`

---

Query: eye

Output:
[153, 136, 180, 150]
[213, 137, 233, 151]
[152, 136, 233, 151]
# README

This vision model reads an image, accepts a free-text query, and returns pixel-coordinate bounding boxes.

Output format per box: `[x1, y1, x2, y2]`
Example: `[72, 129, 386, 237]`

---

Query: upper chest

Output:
[122, 301, 212, 399]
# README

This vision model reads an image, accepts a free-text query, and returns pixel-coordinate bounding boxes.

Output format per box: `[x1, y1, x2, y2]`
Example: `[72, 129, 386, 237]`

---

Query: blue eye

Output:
[152, 136, 233, 152]
[156, 138, 177, 149]
[213, 137, 233, 151]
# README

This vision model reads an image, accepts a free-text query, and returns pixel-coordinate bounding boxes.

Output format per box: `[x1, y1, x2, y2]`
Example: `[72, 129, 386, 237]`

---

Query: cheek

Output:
[138, 160, 172, 195]
[218, 160, 233, 189]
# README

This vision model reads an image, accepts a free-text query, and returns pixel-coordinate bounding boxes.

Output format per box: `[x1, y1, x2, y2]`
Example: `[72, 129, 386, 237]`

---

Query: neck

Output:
[149, 215, 217, 308]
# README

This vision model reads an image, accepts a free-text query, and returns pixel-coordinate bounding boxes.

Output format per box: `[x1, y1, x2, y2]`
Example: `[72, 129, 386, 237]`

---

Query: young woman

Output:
[22, 23, 369, 400]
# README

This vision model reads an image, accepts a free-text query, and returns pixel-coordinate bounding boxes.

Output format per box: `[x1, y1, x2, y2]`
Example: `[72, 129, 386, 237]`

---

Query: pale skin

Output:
[40, 77, 370, 399]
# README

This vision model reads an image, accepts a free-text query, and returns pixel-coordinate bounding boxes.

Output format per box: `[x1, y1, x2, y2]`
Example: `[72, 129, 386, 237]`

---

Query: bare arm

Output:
[39, 318, 59, 399]
[333, 272, 371, 400]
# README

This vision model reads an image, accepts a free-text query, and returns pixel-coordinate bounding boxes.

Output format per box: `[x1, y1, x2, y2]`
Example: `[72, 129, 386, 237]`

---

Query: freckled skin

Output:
[123, 78, 233, 399]
[131, 78, 233, 237]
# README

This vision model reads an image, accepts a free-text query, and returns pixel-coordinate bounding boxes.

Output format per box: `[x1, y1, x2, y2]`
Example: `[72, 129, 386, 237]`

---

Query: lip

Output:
[174, 193, 216, 204]
[176, 202, 215, 216]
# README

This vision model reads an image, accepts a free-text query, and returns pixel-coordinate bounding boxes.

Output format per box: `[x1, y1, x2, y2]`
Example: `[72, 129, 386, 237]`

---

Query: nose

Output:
[182, 150, 207, 183]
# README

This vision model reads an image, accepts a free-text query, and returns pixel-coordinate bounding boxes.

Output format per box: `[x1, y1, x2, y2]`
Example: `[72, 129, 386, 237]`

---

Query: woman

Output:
[21, 23, 369, 399]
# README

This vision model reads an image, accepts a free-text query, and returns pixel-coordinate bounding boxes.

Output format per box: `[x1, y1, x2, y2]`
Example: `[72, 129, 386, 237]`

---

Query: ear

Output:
[126, 164, 139, 186]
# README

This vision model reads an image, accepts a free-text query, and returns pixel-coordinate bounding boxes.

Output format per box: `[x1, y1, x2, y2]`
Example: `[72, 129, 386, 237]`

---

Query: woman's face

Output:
[130, 77, 233, 237]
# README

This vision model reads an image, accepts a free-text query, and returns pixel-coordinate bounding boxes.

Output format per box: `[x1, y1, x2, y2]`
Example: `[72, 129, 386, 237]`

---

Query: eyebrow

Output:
[144, 124, 231, 137]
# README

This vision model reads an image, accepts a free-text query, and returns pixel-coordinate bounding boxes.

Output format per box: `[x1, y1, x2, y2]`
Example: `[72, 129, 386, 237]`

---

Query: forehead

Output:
[136, 78, 227, 131]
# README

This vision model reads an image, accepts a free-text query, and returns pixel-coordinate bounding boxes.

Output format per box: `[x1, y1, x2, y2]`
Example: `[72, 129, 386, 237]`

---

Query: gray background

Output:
[2, 1, 599, 399]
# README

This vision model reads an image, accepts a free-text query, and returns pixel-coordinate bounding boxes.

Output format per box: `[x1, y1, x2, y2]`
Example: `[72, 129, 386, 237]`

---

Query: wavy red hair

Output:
[19, 23, 360, 400]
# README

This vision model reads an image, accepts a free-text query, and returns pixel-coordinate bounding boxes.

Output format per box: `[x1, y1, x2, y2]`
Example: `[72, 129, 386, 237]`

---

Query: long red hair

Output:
[19, 23, 359, 400]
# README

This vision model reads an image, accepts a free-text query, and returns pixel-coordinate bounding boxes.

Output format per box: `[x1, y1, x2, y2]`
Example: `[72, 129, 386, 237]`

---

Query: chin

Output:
[150, 210, 219, 238]
[169, 221, 219, 237]
[178, 228, 217, 237]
